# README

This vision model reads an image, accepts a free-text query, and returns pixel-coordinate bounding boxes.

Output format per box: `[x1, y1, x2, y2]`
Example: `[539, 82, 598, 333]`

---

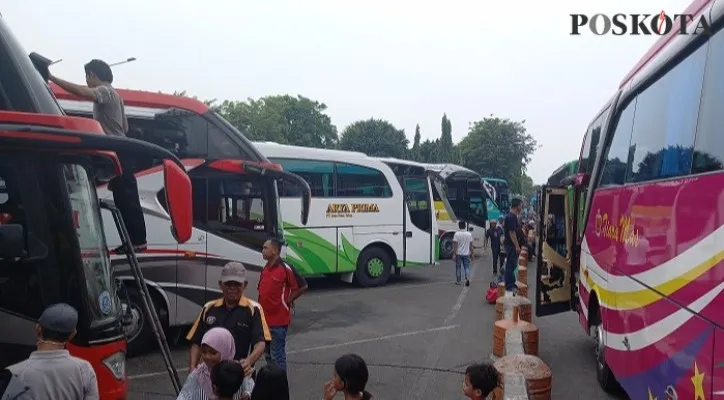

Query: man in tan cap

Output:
[186, 262, 271, 376]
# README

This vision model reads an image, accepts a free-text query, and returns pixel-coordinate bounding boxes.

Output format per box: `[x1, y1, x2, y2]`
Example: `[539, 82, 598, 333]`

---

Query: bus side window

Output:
[335, 163, 392, 198]
[599, 99, 636, 187]
[626, 43, 706, 183]
[693, 29, 724, 174]
[271, 159, 334, 198]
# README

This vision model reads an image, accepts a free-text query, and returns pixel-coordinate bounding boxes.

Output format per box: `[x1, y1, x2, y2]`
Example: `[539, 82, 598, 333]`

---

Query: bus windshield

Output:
[63, 164, 120, 327]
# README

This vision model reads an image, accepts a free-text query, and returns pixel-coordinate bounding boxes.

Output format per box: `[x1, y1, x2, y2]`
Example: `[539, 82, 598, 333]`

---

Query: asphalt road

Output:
[126, 252, 625, 399]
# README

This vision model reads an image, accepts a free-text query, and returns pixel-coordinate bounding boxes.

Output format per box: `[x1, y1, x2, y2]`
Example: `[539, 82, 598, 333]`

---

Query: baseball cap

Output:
[220, 262, 247, 284]
[38, 303, 78, 334]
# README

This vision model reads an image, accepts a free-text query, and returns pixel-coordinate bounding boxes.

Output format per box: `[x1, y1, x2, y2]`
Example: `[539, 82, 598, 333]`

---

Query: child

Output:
[210, 360, 245, 400]
[463, 363, 499, 399]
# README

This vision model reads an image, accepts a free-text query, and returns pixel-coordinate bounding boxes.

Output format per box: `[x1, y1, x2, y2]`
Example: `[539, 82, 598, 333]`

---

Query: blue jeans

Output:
[455, 255, 471, 282]
[266, 326, 288, 371]
[504, 246, 518, 291]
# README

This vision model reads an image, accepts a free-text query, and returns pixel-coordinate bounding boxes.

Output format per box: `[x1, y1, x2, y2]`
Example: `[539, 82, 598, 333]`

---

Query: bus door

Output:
[401, 175, 434, 265]
[535, 185, 576, 317]
[465, 179, 487, 251]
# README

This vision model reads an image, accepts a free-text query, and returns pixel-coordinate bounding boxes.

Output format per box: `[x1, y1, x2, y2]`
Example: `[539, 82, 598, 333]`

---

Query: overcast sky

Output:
[5, 0, 691, 183]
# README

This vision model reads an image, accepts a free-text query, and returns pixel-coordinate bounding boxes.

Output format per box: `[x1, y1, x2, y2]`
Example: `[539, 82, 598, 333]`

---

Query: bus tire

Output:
[439, 232, 455, 260]
[122, 286, 168, 357]
[355, 246, 392, 287]
[591, 308, 617, 393]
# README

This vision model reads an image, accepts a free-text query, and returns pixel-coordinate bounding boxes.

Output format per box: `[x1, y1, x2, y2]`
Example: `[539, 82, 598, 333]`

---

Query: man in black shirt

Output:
[503, 198, 524, 292]
[187, 262, 271, 376]
[485, 220, 504, 275]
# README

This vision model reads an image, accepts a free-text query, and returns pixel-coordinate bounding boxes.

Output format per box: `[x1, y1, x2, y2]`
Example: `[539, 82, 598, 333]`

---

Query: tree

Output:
[339, 118, 409, 158]
[411, 124, 422, 160]
[457, 115, 538, 193]
[217, 95, 338, 148]
[439, 113, 453, 163]
[417, 139, 439, 163]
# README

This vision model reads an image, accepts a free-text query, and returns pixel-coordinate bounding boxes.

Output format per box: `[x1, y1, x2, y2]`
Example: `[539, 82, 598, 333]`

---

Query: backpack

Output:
[485, 282, 498, 304]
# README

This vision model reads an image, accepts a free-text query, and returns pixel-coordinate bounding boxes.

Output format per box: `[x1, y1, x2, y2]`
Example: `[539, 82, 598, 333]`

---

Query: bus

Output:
[424, 163, 488, 259]
[52, 85, 312, 355]
[481, 177, 510, 219]
[252, 142, 438, 287]
[0, 18, 193, 398]
[534, 0, 724, 397]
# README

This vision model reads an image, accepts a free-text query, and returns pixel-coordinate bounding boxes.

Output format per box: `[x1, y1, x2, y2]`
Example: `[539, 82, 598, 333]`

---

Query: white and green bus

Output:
[253, 142, 439, 287]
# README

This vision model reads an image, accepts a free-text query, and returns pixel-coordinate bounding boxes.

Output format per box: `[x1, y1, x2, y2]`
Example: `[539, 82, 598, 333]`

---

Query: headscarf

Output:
[196, 327, 236, 399]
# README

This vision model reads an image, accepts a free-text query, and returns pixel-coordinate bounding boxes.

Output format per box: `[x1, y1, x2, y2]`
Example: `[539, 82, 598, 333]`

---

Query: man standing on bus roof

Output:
[257, 238, 308, 371]
[187, 262, 271, 376]
[503, 198, 524, 294]
[49, 60, 147, 253]
[453, 220, 474, 286]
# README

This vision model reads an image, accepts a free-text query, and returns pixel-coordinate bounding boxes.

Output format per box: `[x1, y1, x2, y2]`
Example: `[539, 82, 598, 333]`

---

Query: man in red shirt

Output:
[257, 238, 308, 371]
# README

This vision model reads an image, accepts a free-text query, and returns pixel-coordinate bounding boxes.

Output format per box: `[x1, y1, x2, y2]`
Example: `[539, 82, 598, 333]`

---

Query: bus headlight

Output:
[102, 351, 126, 380]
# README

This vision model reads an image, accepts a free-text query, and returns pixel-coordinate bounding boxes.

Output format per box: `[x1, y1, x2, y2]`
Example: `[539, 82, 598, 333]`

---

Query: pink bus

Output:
[534, 0, 724, 398]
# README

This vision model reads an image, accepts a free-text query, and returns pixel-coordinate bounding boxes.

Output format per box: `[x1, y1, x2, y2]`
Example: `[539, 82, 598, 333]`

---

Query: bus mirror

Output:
[162, 160, 192, 244]
[0, 224, 25, 259]
[574, 173, 590, 188]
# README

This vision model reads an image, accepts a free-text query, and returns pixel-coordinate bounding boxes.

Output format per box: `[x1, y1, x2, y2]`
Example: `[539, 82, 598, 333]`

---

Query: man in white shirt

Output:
[453, 221, 474, 286]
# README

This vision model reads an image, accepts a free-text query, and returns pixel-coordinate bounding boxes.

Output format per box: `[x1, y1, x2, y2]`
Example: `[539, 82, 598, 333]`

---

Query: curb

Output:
[490, 249, 552, 399]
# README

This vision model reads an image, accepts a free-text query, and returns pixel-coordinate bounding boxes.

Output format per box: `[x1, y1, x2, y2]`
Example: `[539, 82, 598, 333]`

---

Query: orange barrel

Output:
[495, 296, 532, 322]
[516, 281, 528, 298]
[493, 306, 539, 357]
[518, 254, 528, 268]
[497, 282, 505, 298]
[517, 266, 528, 285]
[494, 354, 552, 400]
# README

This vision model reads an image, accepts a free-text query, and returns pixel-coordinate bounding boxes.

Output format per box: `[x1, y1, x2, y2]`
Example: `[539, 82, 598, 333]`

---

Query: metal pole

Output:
[101, 200, 182, 394]
[109, 57, 137, 67]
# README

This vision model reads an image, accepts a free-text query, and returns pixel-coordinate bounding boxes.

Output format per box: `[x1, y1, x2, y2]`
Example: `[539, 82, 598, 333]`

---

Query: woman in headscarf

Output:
[177, 327, 248, 400]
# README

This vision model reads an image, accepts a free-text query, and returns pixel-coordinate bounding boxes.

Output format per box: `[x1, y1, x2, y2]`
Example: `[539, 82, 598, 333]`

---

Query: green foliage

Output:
[457, 115, 539, 193]
[339, 118, 409, 158]
[170, 90, 541, 190]
[216, 95, 338, 148]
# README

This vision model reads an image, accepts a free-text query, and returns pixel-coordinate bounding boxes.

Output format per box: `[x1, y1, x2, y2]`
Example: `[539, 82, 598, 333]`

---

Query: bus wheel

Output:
[355, 247, 392, 287]
[122, 287, 168, 356]
[592, 316, 617, 392]
[439, 233, 455, 259]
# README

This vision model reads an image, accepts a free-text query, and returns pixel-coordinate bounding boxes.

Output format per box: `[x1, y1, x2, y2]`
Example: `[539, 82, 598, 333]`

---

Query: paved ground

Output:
[126, 252, 626, 399]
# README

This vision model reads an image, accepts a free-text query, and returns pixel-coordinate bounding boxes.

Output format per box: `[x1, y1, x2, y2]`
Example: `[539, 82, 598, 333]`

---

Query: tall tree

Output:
[339, 118, 409, 158]
[457, 115, 538, 193]
[417, 139, 440, 163]
[217, 95, 338, 147]
[411, 124, 422, 160]
[440, 113, 453, 163]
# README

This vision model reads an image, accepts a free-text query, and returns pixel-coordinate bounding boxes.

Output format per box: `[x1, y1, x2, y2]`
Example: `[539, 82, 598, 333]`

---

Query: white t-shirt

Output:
[453, 230, 473, 256]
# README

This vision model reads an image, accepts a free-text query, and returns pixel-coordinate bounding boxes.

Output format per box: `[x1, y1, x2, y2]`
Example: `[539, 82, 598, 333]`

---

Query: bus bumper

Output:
[68, 339, 128, 400]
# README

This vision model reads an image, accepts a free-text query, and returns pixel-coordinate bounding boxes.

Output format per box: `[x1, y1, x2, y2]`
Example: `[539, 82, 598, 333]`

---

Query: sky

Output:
[4, 0, 692, 183]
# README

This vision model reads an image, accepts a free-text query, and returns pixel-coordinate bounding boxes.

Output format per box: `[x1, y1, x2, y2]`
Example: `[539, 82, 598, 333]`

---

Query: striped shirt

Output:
[176, 370, 247, 400]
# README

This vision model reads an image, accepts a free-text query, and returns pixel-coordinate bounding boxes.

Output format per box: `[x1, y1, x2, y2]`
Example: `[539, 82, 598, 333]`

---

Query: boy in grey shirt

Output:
[7, 304, 99, 400]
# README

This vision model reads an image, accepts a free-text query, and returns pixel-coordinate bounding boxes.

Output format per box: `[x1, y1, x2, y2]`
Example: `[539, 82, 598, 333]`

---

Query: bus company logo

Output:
[326, 203, 380, 218]
[571, 11, 712, 36]
[594, 209, 640, 247]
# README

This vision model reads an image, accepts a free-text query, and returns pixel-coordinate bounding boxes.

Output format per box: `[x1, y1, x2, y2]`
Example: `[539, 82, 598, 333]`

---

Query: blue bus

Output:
[481, 177, 510, 220]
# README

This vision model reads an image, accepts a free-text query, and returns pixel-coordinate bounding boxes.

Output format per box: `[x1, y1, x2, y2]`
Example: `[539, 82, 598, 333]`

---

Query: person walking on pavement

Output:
[485, 220, 503, 276]
[503, 199, 525, 293]
[49, 60, 147, 253]
[6, 304, 99, 400]
[187, 262, 271, 377]
[453, 220, 474, 286]
[258, 238, 308, 372]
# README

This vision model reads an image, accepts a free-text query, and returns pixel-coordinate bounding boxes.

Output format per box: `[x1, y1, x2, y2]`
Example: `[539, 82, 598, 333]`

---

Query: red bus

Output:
[535, 0, 724, 398]
[0, 16, 192, 399]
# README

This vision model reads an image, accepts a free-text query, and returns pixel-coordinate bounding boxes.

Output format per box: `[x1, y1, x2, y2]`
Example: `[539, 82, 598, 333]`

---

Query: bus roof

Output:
[423, 163, 481, 180]
[252, 141, 372, 162]
[373, 157, 427, 168]
[50, 82, 210, 115]
[619, 0, 712, 88]
[482, 177, 508, 184]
